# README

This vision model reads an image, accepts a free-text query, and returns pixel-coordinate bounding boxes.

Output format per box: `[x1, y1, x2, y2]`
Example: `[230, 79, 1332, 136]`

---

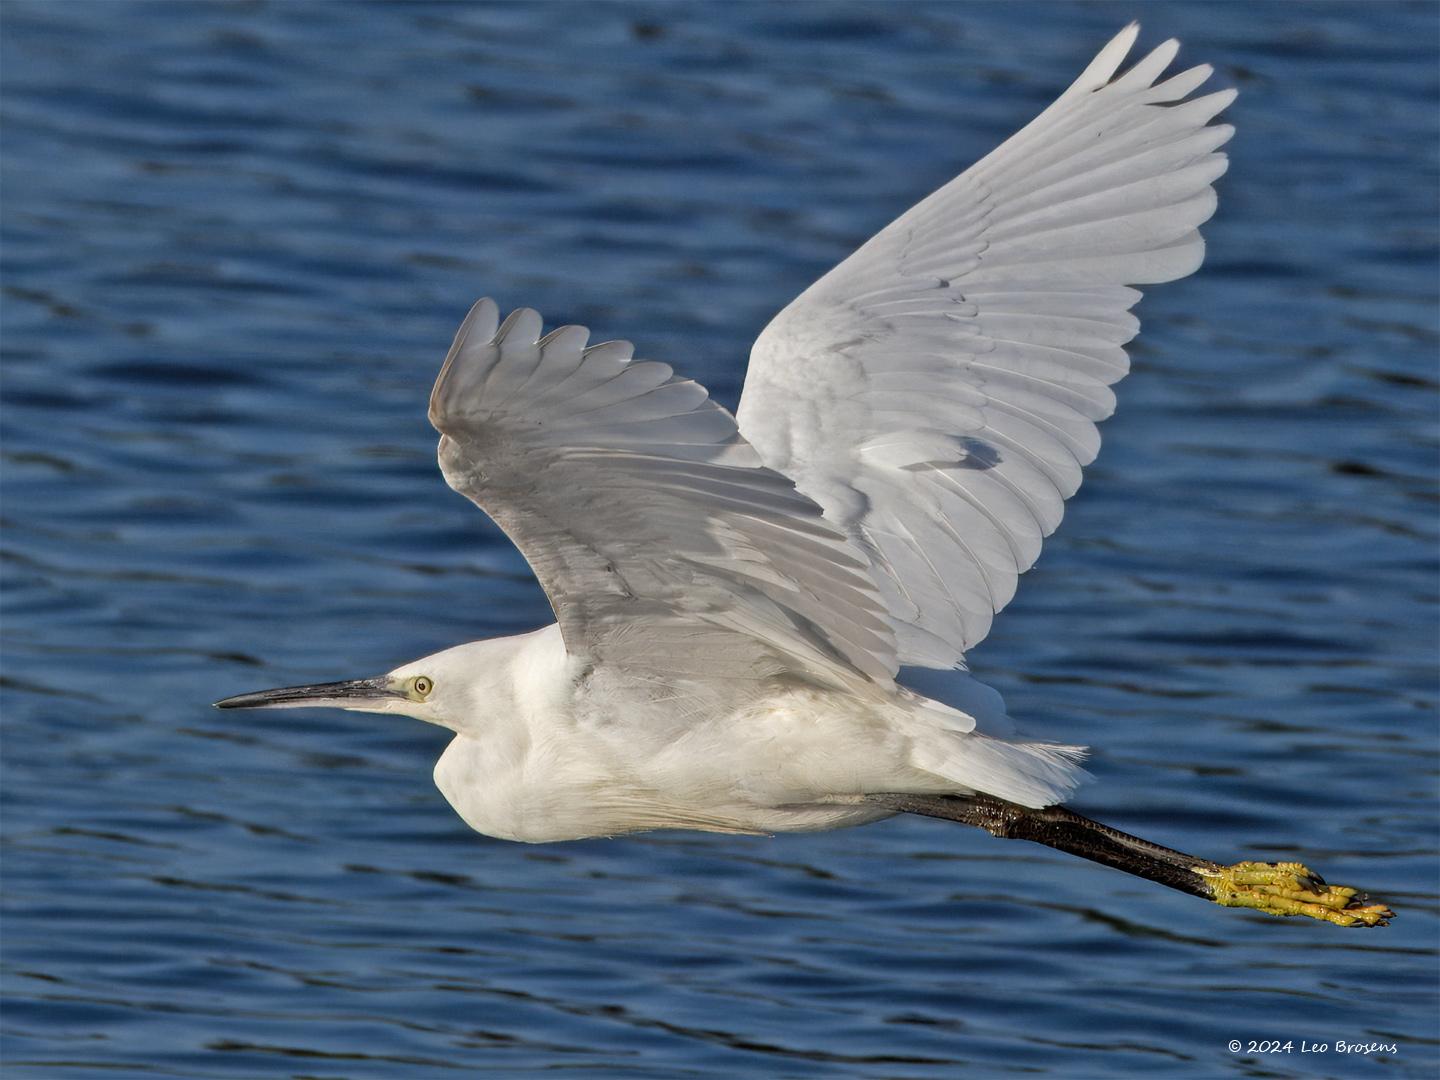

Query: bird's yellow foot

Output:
[1198, 861, 1392, 927]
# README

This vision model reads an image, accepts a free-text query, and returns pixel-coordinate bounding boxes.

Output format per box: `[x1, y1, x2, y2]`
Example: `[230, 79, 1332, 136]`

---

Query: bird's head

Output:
[213, 638, 522, 733]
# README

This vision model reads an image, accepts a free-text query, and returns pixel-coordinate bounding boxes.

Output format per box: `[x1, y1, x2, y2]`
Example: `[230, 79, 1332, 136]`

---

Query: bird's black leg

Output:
[864, 792, 1219, 897]
[861, 792, 1391, 927]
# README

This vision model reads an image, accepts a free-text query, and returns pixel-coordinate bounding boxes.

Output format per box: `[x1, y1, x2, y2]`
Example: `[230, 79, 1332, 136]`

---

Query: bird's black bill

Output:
[214, 676, 401, 710]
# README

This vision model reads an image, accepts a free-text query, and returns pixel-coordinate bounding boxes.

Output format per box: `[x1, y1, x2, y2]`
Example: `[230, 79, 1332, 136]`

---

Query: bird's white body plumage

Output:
[407, 627, 1081, 842]
[247, 26, 1235, 844]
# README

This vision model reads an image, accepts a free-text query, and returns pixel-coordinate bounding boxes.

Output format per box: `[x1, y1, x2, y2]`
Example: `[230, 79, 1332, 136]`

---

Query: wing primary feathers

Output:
[737, 24, 1234, 667]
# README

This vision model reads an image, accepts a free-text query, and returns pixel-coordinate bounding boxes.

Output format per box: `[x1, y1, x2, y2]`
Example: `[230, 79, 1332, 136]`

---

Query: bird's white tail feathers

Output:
[912, 733, 1090, 809]
[890, 678, 1089, 808]
[900, 694, 1089, 808]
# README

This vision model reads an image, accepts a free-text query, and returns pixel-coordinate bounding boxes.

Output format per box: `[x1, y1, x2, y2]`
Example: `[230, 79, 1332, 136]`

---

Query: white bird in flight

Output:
[219, 25, 1389, 926]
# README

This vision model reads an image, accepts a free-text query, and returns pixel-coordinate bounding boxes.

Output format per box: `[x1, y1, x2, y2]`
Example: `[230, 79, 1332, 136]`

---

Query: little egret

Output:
[218, 25, 1390, 926]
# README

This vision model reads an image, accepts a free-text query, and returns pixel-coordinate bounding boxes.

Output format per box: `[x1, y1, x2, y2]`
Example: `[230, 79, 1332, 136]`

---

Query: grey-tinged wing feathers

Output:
[429, 299, 898, 690]
[737, 24, 1236, 668]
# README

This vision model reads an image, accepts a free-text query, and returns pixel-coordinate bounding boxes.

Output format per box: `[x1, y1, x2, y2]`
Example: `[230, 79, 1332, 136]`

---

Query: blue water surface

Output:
[3, 2, 1437, 1077]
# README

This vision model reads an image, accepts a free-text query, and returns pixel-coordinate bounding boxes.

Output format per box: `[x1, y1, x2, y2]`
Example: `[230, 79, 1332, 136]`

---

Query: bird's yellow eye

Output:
[411, 676, 433, 699]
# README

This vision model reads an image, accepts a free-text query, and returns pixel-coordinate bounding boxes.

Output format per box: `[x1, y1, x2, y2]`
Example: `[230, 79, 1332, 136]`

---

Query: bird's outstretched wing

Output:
[737, 24, 1236, 668]
[429, 299, 897, 690]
